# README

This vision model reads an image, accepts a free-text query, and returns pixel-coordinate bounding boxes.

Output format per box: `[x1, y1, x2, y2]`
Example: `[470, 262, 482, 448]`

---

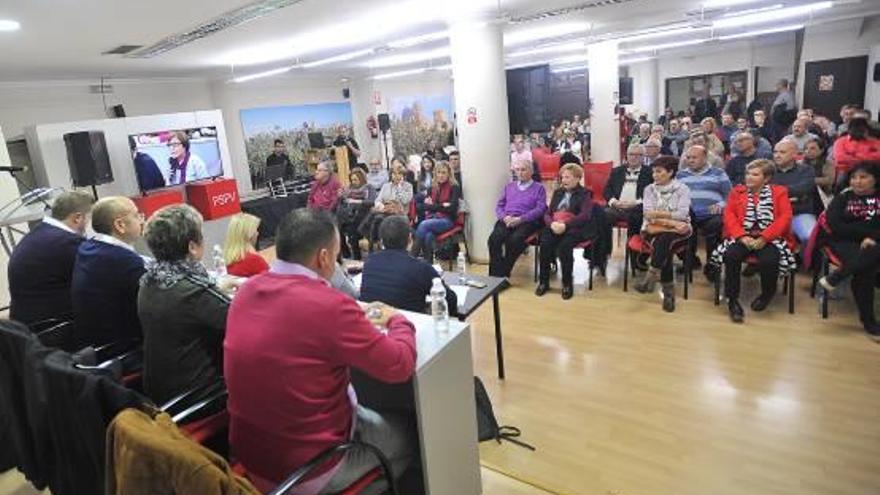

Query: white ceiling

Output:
[0, 0, 876, 82]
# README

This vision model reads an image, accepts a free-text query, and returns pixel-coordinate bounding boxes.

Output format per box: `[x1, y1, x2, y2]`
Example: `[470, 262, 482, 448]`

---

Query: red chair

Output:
[583, 161, 613, 207]
[713, 254, 796, 314]
[623, 234, 691, 299]
[536, 153, 561, 181]
[434, 210, 468, 269]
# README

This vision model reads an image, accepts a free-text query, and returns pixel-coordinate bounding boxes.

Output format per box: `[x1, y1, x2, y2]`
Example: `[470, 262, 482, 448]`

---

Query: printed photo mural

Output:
[387, 94, 455, 158]
[240, 102, 353, 189]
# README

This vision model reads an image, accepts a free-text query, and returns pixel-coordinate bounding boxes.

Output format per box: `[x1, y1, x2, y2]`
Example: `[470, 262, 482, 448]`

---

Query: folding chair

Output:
[623, 234, 691, 299]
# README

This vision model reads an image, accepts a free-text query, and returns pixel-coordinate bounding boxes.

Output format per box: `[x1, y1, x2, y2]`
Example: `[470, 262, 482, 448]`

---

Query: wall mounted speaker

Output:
[378, 113, 391, 132]
[873, 62, 880, 82]
[111, 104, 126, 118]
[63, 131, 114, 187]
[618, 77, 634, 105]
[342, 88, 350, 99]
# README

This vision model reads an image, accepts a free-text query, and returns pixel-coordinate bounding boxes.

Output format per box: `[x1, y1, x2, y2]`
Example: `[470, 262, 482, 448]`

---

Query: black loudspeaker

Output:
[111, 104, 126, 118]
[342, 88, 350, 99]
[378, 113, 391, 132]
[63, 131, 113, 187]
[618, 77, 634, 105]
[873, 63, 880, 82]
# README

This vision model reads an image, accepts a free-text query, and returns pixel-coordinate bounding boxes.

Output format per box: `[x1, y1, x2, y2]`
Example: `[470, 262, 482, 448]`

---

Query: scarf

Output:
[710, 185, 796, 273]
[141, 258, 211, 290]
[169, 152, 190, 184]
[652, 180, 683, 214]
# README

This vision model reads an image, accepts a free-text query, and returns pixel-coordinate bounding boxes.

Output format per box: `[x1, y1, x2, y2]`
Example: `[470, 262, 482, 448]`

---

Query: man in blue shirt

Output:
[770, 139, 817, 245]
[677, 145, 732, 281]
[71, 196, 146, 346]
[8, 190, 94, 325]
[361, 215, 457, 316]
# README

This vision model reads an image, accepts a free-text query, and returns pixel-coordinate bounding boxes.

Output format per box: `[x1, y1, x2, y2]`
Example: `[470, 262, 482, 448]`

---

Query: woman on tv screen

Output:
[167, 131, 209, 185]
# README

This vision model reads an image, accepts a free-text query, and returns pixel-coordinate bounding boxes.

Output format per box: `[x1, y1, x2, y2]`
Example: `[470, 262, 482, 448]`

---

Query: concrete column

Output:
[588, 40, 621, 165]
[449, 20, 511, 263]
[865, 44, 880, 118]
[348, 78, 381, 166]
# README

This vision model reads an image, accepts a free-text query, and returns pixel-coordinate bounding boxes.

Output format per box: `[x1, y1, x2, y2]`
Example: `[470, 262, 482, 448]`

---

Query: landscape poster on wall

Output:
[240, 102, 353, 189]
[387, 94, 455, 159]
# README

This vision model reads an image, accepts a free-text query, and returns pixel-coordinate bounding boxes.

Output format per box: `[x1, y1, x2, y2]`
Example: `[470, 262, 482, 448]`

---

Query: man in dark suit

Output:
[603, 143, 653, 240]
[8, 191, 94, 325]
[129, 136, 165, 191]
[71, 197, 147, 347]
[360, 215, 457, 316]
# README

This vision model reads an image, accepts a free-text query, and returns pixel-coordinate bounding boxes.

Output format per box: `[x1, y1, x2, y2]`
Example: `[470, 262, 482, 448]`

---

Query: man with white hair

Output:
[604, 143, 653, 241]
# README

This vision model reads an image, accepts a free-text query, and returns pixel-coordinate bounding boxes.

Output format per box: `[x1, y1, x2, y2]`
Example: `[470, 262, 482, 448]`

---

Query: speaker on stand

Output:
[63, 131, 114, 200]
[378, 113, 391, 170]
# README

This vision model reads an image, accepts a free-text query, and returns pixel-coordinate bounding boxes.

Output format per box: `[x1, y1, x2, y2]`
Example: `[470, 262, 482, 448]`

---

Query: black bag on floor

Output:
[474, 377, 535, 450]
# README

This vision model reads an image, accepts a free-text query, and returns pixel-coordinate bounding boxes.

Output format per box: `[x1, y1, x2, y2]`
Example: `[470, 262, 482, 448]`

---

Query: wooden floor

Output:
[4, 245, 878, 495]
[469, 246, 880, 495]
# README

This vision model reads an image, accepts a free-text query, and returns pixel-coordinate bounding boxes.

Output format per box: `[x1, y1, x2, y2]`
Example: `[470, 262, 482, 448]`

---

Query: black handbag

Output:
[474, 377, 535, 450]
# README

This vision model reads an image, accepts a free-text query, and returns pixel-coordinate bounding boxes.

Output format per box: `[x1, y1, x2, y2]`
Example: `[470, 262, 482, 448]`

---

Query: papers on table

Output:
[448, 285, 469, 311]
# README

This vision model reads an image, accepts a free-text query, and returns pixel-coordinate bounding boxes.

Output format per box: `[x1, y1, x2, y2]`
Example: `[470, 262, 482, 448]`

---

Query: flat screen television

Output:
[129, 127, 223, 193]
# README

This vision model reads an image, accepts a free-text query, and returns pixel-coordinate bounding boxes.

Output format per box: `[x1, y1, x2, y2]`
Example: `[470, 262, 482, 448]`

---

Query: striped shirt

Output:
[677, 165, 732, 220]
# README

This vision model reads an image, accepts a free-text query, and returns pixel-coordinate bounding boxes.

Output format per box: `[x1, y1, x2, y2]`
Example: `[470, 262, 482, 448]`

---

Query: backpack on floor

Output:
[474, 377, 535, 450]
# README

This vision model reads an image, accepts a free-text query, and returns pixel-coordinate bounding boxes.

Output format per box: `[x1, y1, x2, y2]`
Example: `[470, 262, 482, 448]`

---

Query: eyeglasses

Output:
[167, 141, 183, 148]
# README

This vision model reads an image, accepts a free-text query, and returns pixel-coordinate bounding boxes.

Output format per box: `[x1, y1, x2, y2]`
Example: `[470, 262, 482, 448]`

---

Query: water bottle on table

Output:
[430, 277, 449, 332]
[212, 244, 226, 280]
[456, 251, 467, 283]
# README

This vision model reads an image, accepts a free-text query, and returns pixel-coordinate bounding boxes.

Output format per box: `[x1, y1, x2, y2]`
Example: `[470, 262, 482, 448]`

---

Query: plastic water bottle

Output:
[456, 251, 467, 283]
[430, 278, 449, 332]
[212, 244, 226, 278]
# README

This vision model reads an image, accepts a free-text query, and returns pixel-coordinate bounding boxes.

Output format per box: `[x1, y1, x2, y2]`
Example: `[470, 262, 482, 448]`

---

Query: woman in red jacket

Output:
[710, 159, 795, 323]
[224, 213, 269, 277]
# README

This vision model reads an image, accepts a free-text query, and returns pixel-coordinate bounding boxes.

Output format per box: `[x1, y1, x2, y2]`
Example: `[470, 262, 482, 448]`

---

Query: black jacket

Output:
[8, 222, 84, 325]
[546, 185, 594, 237]
[138, 274, 230, 405]
[602, 165, 653, 204]
[695, 98, 718, 122]
[360, 249, 458, 316]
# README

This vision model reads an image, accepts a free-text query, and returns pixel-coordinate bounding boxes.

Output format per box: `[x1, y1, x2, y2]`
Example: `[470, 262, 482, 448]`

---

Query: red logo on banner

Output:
[467, 107, 477, 125]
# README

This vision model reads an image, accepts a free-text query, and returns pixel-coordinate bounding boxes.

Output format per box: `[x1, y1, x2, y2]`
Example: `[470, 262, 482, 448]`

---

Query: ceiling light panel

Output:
[300, 48, 374, 68]
[503, 22, 591, 46]
[717, 23, 804, 40]
[712, 1, 833, 28]
[366, 47, 450, 68]
[703, 0, 764, 8]
[508, 41, 587, 58]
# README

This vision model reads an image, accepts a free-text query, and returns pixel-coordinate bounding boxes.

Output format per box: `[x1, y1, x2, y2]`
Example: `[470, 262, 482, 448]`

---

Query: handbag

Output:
[552, 211, 575, 223]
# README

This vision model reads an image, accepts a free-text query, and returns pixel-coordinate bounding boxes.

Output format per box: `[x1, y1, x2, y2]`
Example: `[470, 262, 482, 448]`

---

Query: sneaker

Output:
[818, 276, 836, 293]
[635, 269, 659, 294]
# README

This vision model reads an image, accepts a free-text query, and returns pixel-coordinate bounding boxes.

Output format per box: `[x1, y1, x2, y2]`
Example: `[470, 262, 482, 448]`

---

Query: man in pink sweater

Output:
[225, 208, 417, 493]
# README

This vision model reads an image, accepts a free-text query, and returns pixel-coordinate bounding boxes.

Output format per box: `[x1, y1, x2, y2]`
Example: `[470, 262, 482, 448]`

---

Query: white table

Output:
[399, 310, 483, 495]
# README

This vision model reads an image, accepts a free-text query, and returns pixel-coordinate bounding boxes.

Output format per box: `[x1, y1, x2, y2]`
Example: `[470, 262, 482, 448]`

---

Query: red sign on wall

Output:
[186, 178, 241, 220]
[466, 107, 477, 125]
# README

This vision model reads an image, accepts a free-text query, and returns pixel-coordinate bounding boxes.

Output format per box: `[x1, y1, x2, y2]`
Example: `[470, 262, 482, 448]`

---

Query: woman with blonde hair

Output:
[412, 161, 461, 261]
[223, 213, 269, 277]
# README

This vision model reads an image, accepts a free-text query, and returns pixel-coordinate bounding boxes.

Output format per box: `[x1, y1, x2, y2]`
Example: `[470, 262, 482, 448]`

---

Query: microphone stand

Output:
[381, 129, 390, 171]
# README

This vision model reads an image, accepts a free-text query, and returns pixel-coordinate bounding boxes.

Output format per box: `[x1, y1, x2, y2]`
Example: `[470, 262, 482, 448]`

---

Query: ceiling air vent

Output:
[127, 0, 307, 59]
[102, 45, 143, 55]
[511, 0, 638, 24]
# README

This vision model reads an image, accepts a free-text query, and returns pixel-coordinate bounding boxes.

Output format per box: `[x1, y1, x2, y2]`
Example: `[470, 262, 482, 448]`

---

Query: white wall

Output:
[627, 59, 659, 119]
[866, 44, 880, 117]
[0, 78, 214, 140]
[25, 110, 233, 198]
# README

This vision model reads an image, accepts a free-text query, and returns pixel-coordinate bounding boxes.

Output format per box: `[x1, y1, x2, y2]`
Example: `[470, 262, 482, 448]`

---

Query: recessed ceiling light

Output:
[0, 19, 20, 31]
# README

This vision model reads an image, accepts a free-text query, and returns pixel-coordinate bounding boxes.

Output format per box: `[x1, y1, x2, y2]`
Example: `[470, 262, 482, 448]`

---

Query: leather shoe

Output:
[535, 282, 549, 297]
[728, 300, 744, 323]
[750, 293, 773, 312]
[561, 285, 574, 300]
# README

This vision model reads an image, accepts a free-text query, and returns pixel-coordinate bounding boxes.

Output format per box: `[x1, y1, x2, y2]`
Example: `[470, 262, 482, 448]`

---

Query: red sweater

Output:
[226, 251, 269, 278]
[723, 184, 795, 248]
[224, 270, 416, 484]
[307, 175, 341, 211]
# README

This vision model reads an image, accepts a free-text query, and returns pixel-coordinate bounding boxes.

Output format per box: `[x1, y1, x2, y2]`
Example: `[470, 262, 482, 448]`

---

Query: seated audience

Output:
[510, 134, 532, 170]
[634, 157, 692, 312]
[488, 161, 547, 278]
[365, 158, 389, 190]
[391, 154, 417, 190]
[337, 168, 376, 261]
[678, 145, 732, 279]
[8, 190, 94, 325]
[535, 164, 595, 300]
[223, 213, 269, 277]
[604, 144, 653, 239]
[726, 132, 767, 185]
[644, 138, 666, 165]
[754, 110, 777, 145]
[361, 215, 457, 315]
[803, 137, 835, 200]
[139, 205, 230, 405]
[717, 112, 738, 150]
[832, 113, 880, 186]
[414, 155, 435, 221]
[665, 119, 689, 157]
[307, 162, 341, 211]
[71, 197, 146, 347]
[787, 117, 818, 152]
[359, 164, 414, 247]
[710, 160, 795, 323]
[412, 162, 461, 262]
[225, 208, 417, 493]
[771, 139, 817, 245]
[818, 161, 880, 338]
[730, 128, 773, 159]
[630, 123, 651, 145]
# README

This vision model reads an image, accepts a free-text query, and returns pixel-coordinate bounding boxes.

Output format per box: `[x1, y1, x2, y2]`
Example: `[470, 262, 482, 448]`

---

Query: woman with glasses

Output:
[167, 131, 209, 186]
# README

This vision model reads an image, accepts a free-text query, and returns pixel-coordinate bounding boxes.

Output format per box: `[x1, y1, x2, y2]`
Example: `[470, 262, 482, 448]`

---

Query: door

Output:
[804, 56, 868, 119]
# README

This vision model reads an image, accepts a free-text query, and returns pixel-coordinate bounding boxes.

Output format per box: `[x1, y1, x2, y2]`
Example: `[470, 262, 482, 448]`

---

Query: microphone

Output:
[0, 166, 25, 173]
